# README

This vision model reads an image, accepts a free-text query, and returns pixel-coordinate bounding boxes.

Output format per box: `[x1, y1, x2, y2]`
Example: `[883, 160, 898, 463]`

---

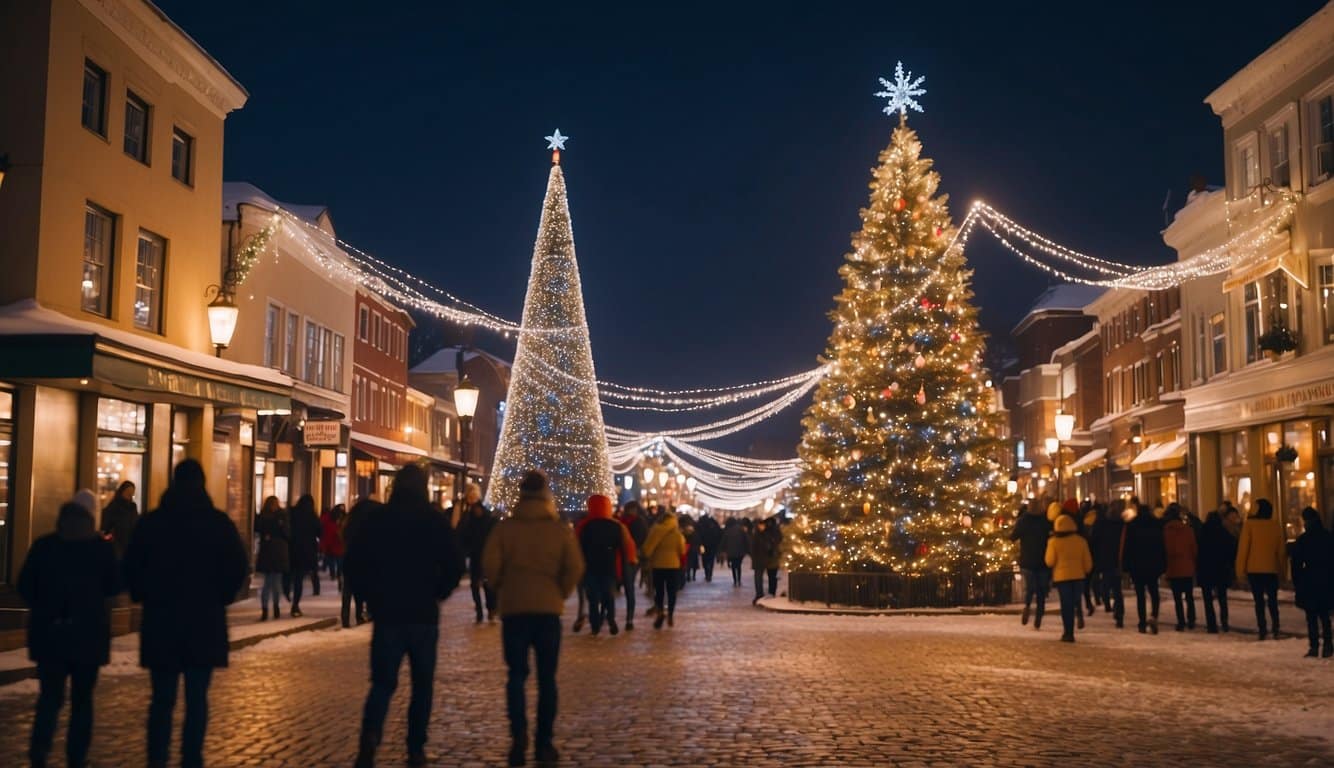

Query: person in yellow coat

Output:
[641, 512, 688, 629]
[1235, 498, 1287, 640]
[1045, 515, 1093, 643]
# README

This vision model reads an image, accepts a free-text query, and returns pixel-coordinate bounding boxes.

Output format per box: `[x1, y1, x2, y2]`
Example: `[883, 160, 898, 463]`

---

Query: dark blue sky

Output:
[160, 0, 1324, 451]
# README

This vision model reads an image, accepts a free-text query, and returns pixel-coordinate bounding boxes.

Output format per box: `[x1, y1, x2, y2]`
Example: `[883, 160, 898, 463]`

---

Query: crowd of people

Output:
[13, 462, 789, 768]
[1010, 495, 1334, 656]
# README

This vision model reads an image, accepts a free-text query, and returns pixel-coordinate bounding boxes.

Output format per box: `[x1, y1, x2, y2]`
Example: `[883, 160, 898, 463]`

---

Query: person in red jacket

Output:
[321, 504, 347, 589]
[1163, 503, 1199, 631]
[577, 495, 636, 636]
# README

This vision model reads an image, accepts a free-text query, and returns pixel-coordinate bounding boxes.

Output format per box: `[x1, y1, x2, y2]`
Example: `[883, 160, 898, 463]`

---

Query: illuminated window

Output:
[82, 203, 115, 317]
[82, 60, 107, 136]
[124, 91, 150, 163]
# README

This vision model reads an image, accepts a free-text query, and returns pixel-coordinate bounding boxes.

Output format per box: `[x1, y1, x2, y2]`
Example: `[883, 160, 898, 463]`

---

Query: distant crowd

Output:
[1010, 495, 1333, 656]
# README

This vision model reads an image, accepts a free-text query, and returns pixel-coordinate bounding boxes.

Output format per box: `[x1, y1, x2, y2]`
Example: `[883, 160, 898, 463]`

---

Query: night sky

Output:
[158, 0, 1325, 453]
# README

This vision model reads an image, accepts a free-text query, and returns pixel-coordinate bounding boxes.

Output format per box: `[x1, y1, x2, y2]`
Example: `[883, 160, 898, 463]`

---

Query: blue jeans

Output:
[148, 666, 213, 768]
[1055, 580, 1083, 637]
[621, 563, 638, 623]
[31, 660, 98, 766]
[1099, 567, 1125, 622]
[261, 571, 283, 612]
[1021, 567, 1051, 624]
[502, 614, 561, 748]
[584, 572, 616, 631]
[361, 623, 438, 754]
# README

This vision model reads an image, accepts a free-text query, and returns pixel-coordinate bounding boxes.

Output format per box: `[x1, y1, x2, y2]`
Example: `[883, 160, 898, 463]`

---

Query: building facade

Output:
[221, 182, 356, 515]
[1172, 4, 1334, 536]
[350, 290, 420, 500]
[409, 346, 512, 504]
[0, 0, 286, 594]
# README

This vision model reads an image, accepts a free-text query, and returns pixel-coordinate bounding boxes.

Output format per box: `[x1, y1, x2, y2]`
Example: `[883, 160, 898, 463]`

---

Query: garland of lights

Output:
[231, 215, 282, 288]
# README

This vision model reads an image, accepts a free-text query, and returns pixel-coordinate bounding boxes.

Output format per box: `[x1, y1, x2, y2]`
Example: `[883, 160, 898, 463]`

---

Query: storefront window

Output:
[96, 398, 146, 511]
[1282, 420, 1316, 540]
[0, 390, 14, 583]
[171, 409, 190, 469]
[1222, 431, 1247, 468]
[1227, 475, 1253, 514]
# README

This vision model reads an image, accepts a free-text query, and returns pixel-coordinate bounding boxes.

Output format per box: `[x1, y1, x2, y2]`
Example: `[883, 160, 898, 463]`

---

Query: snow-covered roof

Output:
[1049, 328, 1100, 362]
[1024, 284, 1107, 315]
[0, 299, 292, 387]
[411, 347, 512, 375]
[222, 181, 330, 229]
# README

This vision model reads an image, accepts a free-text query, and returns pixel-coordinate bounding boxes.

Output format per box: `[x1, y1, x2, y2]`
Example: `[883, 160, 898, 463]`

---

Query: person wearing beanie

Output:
[483, 470, 584, 767]
[1089, 503, 1125, 628]
[1009, 502, 1053, 629]
[1235, 498, 1286, 640]
[1163, 503, 1199, 631]
[347, 463, 464, 768]
[578, 495, 635, 636]
[18, 500, 121, 768]
[71, 489, 98, 519]
[1197, 508, 1237, 633]
[1120, 503, 1165, 634]
[1044, 514, 1093, 642]
[122, 459, 249, 768]
[1290, 507, 1334, 658]
[615, 501, 649, 629]
[642, 506, 689, 626]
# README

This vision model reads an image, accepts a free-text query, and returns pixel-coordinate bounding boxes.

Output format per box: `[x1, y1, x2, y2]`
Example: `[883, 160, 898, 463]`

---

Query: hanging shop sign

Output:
[304, 419, 342, 446]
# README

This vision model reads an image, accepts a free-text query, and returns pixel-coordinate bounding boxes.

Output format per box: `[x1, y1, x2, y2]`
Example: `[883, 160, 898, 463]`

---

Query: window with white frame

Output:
[1244, 281, 1262, 364]
[1210, 313, 1226, 375]
[264, 304, 282, 368]
[1319, 261, 1334, 345]
[1193, 313, 1206, 381]
[1267, 122, 1291, 188]
[332, 334, 344, 392]
[1169, 343, 1181, 392]
[284, 313, 300, 374]
[1234, 134, 1260, 197]
[1155, 352, 1165, 394]
[358, 306, 369, 341]
[1309, 91, 1334, 185]
[133, 230, 165, 332]
[82, 203, 115, 317]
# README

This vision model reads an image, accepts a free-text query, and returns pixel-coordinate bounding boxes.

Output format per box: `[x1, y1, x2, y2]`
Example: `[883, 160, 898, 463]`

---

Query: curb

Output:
[756, 601, 1022, 617]
[0, 617, 338, 687]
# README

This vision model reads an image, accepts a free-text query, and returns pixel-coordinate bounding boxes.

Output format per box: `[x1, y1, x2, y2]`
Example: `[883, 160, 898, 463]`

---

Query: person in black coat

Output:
[578, 494, 629, 635]
[697, 514, 723, 582]
[19, 500, 121, 768]
[721, 517, 750, 587]
[1197, 509, 1238, 633]
[1009, 503, 1053, 629]
[99, 480, 138, 561]
[453, 483, 498, 623]
[616, 501, 649, 629]
[287, 494, 322, 615]
[1089, 503, 1125, 627]
[346, 464, 464, 768]
[340, 497, 376, 628]
[122, 460, 248, 768]
[750, 518, 779, 604]
[1289, 507, 1334, 658]
[254, 496, 290, 621]
[1120, 504, 1166, 634]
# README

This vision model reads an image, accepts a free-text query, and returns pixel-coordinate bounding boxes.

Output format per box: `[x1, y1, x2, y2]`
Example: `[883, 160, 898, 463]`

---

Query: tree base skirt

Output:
[788, 570, 1014, 609]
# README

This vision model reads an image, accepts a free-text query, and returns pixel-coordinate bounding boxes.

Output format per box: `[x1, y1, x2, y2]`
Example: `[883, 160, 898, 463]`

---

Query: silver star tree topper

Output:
[545, 129, 569, 150]
[875, 62, 926, 118]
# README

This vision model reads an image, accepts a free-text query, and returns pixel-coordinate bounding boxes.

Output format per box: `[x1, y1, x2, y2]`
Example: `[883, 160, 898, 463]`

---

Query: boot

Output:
[508, 732, 529, 767]
[667, 613, 674, 628]
[535, 744, 559, 767]
[407, 751, 428, 767]
[608, 618, 619, 636]
[1305, 645, 1319, 658]
[1323, 640, 1333, 658]
[1060, 632, 1074, 643]
[1148, 617, 1158, 635]
[653, 613, 665, 630]
[260, 608, 268, 622]
[1021, 605, 1031, 626]
[571, 615, 584, 633]
[1076, 611, 1084, 630]
[354, 727, 380, 768]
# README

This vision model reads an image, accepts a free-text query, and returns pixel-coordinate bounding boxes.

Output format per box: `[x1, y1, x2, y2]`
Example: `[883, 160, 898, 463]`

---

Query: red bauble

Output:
[935, 226, 944, 237]
[920, 297, 932, 309]
[893, 197, 907, 212]
[916, 543, 929, 556]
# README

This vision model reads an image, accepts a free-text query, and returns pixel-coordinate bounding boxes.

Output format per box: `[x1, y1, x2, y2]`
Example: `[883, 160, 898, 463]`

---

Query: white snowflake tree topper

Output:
[875, 62, 926, 119]
[545, 129, 569, 150]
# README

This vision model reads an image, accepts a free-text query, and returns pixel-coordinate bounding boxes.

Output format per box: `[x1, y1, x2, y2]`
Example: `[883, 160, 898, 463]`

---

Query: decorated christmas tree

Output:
[487, 131, 615, 514]
[788, 66, 1009, 575]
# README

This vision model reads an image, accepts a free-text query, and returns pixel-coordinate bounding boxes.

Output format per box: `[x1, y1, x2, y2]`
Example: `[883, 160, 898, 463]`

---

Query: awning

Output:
[1131, 437, 1188, 473]
[350, 430, 428, 460]
[1068, 448, 1107, 475]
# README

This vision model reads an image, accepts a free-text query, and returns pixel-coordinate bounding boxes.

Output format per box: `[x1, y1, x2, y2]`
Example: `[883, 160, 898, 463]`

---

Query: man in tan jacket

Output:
[483, 470, 584, 767]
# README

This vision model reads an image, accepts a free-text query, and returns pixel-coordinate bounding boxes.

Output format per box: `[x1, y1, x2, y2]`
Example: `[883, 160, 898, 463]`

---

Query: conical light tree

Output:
[788, 66, 1010, 575]
[488, 132, 615, 514]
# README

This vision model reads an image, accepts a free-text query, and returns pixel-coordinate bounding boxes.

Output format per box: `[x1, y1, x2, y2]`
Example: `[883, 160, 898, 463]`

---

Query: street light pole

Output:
[1052, 410, 1076, 504]
[452, 374, 480, 503]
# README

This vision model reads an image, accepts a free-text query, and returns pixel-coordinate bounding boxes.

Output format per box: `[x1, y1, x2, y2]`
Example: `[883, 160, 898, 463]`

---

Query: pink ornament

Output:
[915, 385, 927, 405]
[914, 354, 926, 369]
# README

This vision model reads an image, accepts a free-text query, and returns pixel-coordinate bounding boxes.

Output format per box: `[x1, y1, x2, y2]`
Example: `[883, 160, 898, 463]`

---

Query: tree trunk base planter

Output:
[789, 570, 1013, 609]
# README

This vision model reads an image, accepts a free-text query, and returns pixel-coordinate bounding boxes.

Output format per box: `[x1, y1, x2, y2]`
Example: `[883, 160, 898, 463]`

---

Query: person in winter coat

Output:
[122, 459, 249, 768]
[1235, 498, 1287, 640]
[578, 494, 635, 636]
[340, 497, 375, 628]
[697, 514, 723, 582]
[1120, 504, 1166, 634]
[1089, 503, 1125, 627]
[721, 518, 750, 587]
[99, 480, 138, 561]
[643, 509, 688, 628]
[287, 494, 321, 615]
[749, 518, 779, 605]
[1044, 515, 1093, 642]
[321, 504, 346, 586]
[346, 464, 464, 768]
[1009, 502, 1053, 629]
[19, 500, 121, 768]
[254, 496, 290, 621]
[616, 501, 648, 631]
[1163, 503, 1199, 631]
[454, 483, 499, 624]
[683, 522, 700, 582]
[1197, 509, 1237, 633]
[482, 470, 584, 768]
[1288, 507, 1333, 658]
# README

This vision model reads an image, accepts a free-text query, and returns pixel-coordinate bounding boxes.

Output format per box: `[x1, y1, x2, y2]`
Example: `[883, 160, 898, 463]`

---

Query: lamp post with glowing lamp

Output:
[1050, 409, 1076, 503]
[452, 375, 480, 496]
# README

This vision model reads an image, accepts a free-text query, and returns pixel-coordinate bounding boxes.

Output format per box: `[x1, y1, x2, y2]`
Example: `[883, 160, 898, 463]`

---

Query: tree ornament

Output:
[934, 226, 944, 238]
[824, 469, 833, 479]
[914, 354, 926, 369]
[961, 514, 973, 528]
[842, 394, 856, 408]
[893, 197, 907, 212]
[915, 385, 927, 405]
[863, 501, 872, 516]
[850, 449, 863, 461]
[881, 387, 894, 398]
[866, 407, 877, 424]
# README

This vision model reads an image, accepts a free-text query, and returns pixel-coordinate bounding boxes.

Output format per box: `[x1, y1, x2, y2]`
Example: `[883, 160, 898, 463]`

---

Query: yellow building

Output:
[0, 0, 290, 590]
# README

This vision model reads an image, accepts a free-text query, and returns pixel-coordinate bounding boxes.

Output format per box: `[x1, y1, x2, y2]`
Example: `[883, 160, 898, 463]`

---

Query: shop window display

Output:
[96, 398, 146, 511]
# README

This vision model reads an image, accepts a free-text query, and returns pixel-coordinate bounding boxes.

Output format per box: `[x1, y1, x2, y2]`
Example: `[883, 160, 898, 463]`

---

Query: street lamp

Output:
[642, 467, 655, 485]
[453, 375, 480, 490]
[205, 288, 238, 356]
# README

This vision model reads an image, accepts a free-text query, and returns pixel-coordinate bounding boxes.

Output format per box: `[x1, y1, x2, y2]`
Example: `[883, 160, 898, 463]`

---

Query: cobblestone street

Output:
[2, 574, 1332, 767]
